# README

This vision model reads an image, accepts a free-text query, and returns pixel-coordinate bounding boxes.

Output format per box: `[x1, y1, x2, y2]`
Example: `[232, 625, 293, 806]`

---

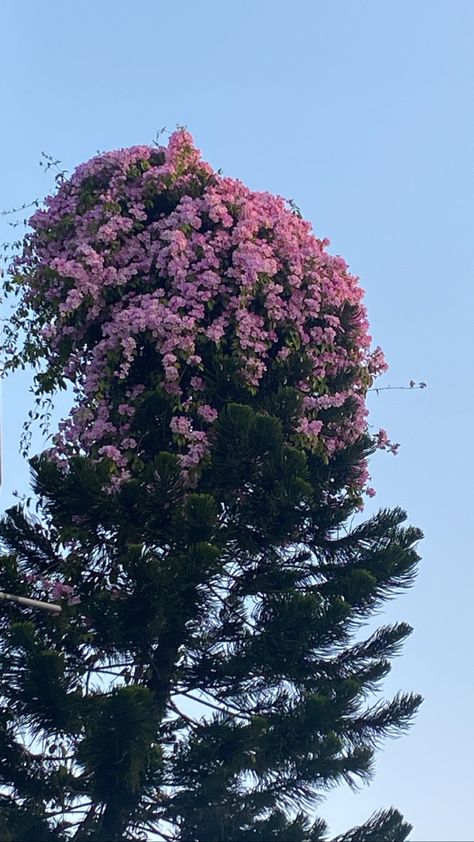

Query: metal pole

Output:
[0, 591, 61, 615]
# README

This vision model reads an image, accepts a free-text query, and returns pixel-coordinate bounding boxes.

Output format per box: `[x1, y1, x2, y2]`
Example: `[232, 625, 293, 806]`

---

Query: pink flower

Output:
[51, 582, 74, 599]
[170, 416, 192, 437]
[197, 404, 218, 423]
[98, 445, 128, 468]
[6, 128, 391, 497]
[368, 346, 388, 375]
[297, 418, 323, 443]
[377, 428, 390, 448]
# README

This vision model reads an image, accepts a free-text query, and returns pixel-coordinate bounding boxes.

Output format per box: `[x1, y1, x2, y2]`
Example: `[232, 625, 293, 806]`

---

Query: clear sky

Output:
[1, 1, 473, 839]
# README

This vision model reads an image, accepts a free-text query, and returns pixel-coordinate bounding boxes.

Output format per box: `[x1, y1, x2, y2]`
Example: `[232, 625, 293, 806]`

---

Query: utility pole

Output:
[0, 591, 61, 614]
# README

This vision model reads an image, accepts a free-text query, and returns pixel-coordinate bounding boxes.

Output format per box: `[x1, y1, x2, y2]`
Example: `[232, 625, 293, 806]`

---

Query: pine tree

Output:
[0, 431, 422, 841]
[0, 130, 422, 840]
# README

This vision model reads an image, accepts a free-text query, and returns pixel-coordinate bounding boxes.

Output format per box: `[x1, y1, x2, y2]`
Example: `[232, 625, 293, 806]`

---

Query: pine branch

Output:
[331, 808, 412, 842]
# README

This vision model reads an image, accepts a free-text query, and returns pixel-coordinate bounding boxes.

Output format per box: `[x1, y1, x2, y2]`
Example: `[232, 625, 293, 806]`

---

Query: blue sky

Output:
[1, 1, 473, 839]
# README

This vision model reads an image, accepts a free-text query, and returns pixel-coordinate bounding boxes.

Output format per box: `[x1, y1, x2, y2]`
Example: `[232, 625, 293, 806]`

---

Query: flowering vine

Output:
[2, 129, 393, 499]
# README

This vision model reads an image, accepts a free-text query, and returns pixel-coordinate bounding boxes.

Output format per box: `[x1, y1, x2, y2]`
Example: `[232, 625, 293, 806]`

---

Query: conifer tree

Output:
[0, 130, 422, 841]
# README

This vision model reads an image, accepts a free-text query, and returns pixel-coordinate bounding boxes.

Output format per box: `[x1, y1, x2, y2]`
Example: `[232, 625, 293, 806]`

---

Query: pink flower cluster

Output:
[376, 428, 400, 455]
[24, 573, 81, 605]
[8, 129, 389, 496]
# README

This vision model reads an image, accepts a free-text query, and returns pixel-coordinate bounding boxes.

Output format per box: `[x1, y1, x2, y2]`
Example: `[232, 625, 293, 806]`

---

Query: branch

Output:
[369, 381, 427, 394]
[179, 691, 251, 722]
[169, 700, 200, 729]
[71, 802, 98, 841]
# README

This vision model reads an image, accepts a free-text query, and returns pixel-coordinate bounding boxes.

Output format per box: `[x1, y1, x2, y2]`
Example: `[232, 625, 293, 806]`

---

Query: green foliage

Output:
[0, 400, 423, 840]
[202, 403, 313, 546]
[77, 685, 162, 802]
[0, 798, 64, 842]
[332, 808, 413, 842]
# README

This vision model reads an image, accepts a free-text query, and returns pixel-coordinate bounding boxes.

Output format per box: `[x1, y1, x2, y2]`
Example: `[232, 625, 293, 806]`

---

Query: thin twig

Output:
[169, 699, 200, 729]
[180, 691, 251, 721]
